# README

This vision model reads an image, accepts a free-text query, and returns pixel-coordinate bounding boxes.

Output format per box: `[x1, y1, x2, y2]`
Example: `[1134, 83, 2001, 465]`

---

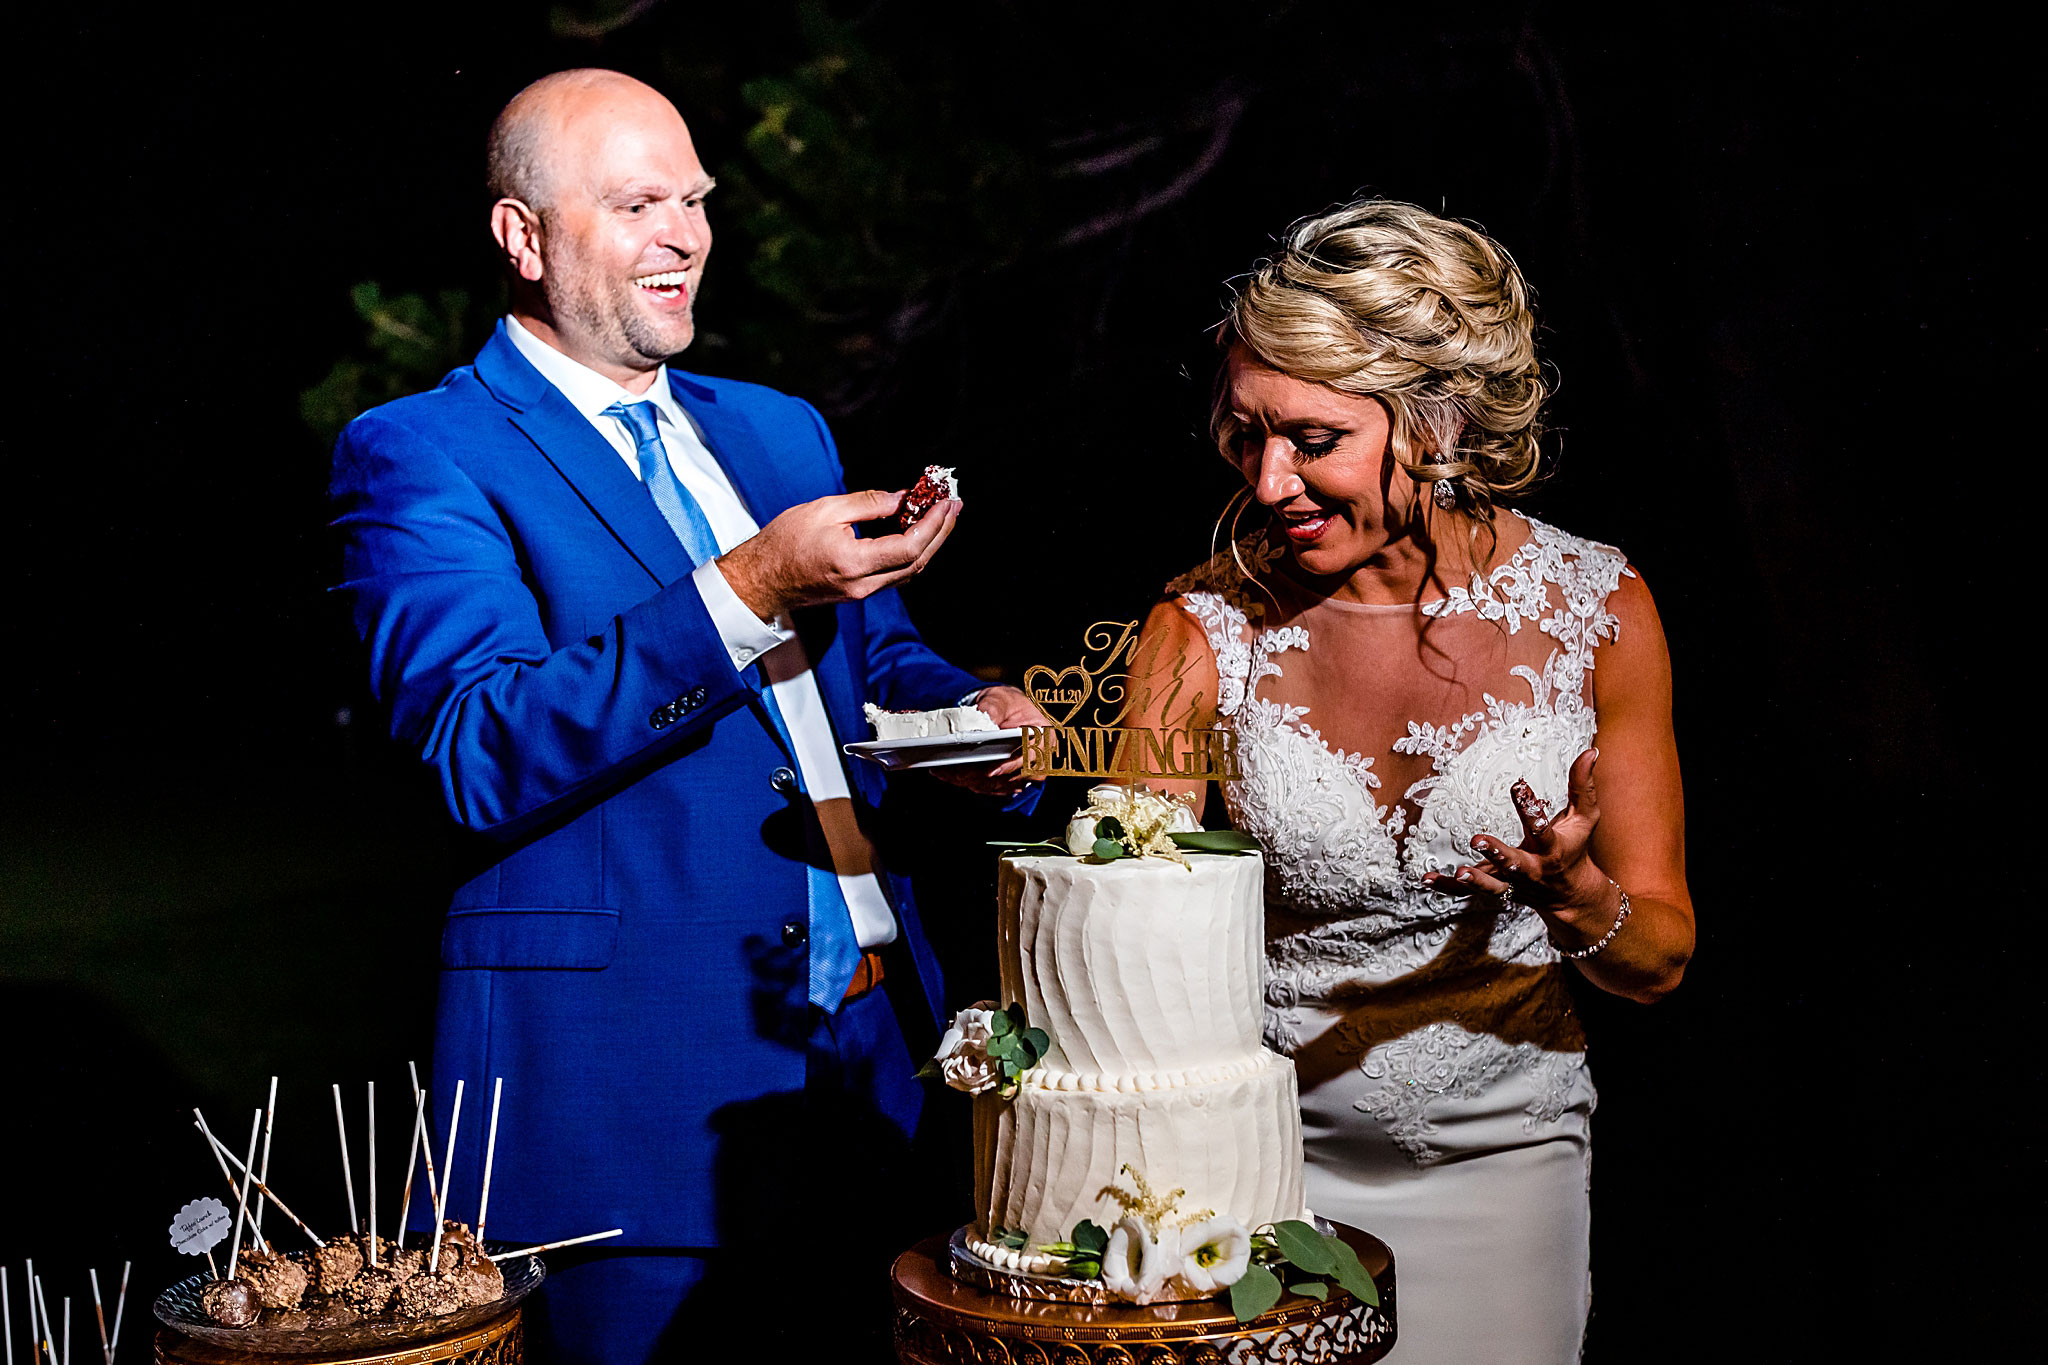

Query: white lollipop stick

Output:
[30, 1276, 51, 1365]
[86, 1271, 104, 1365]
[396, 1086, 426, 1251]
[226, 1109, 262, 1275]
[57, 1300, 64, 1365]
[366, 1081, 378, 1266]
[430, 1079, 464, 1272]
[107, 1264, 127, 1365]
[407, 1062, 441, 1213]
[192, 1114, 270, 1255]
[4, 1265, 13, 1365]
[332, 1084, 358, 1235]
[475, 1078, 503, 1249]
[486, 1228, 624, 1263]
[253, 1076, 278, 1239]
[193, 1113, 324, 1247]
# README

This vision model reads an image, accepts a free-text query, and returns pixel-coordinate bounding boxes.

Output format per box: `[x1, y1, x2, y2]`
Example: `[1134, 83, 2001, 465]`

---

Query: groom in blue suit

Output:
[330, 69, 1040, 1360]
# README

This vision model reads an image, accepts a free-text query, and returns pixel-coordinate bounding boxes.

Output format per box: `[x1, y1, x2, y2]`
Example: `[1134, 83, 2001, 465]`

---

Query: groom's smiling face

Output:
[513, 77, 715, 383]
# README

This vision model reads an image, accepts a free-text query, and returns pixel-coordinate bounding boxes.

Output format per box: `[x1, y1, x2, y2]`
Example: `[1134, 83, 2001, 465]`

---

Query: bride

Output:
[1132, 199, 1693, 1362]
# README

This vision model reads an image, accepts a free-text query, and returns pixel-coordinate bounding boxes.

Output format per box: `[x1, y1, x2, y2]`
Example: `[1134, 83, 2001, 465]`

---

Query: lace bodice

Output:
[1167, 513, 1633, 1162]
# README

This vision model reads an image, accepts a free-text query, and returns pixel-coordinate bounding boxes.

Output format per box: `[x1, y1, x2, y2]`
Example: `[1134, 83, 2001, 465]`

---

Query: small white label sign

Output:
[169, 1197, 232, 1255]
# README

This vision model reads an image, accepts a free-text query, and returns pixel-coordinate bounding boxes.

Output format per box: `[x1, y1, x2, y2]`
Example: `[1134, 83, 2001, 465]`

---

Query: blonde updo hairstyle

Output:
[1214, 199, 1548, 523]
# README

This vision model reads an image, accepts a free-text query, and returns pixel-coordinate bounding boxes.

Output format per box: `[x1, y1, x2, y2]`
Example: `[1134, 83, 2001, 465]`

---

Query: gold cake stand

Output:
[892, 1222, 1395, 1364]
[153, 1309, 521, 1364]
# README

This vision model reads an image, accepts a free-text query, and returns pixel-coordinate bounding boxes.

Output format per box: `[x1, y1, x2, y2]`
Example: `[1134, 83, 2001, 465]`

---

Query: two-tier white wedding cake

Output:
[963, 841, 1310, 1291]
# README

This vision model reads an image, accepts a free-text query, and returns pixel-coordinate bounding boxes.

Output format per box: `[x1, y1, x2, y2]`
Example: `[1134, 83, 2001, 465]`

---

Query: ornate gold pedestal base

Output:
[154, 1308, 521, 1364]
[891, 1223, 1395, 1364]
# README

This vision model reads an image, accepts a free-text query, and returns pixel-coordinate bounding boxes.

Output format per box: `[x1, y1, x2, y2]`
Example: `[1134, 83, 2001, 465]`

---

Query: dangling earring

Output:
[1433, 475, 1457, 510]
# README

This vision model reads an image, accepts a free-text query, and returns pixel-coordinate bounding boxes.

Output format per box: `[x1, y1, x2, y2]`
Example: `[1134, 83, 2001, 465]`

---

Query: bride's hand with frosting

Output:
[1425, 739, 1693, 1003]
[1426, 748, 1618, 933]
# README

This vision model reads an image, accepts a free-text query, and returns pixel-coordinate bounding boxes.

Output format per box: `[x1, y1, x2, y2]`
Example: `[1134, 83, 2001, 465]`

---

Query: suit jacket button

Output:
[650, 710, 670, 729]
[782, 920, 807, 948]
[770, 766, 797, 795]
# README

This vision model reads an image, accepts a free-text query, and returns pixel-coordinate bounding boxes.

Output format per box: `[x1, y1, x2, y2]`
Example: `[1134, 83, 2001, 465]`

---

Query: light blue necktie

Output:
[603, 400, 864, 1010]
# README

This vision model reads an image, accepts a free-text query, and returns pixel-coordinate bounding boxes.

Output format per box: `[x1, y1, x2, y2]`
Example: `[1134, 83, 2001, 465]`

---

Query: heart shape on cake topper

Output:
[1023, 665, 1094, 726]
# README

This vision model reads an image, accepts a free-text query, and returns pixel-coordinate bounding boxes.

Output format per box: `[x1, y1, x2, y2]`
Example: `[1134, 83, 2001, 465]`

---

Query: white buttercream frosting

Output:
[974, 852, 1309, 1255]
[997, 854, 1268, 1078]
[864, 702, 997, 739]
[975, 1051, 1307, 1252]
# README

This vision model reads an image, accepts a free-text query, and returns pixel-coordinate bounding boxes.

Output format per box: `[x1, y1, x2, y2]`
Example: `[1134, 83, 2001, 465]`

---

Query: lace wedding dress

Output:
[1168, 513, 1633, 1364]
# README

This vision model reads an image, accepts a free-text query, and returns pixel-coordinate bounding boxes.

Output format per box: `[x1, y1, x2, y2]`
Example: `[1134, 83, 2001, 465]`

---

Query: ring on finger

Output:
[1497, 884, 1518, 913]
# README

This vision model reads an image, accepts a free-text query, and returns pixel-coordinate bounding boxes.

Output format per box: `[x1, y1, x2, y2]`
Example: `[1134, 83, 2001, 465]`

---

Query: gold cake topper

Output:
[1020, 620, 1239, 782]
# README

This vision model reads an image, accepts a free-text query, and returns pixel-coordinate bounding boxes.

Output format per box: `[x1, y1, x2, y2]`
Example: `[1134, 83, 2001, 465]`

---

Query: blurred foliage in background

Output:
[301, 0, 1267, 442]
[300, 283, 501, 441]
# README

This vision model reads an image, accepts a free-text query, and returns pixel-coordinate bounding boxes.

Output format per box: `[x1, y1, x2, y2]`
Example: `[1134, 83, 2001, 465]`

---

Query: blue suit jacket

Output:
[330, 322, 979, 1247]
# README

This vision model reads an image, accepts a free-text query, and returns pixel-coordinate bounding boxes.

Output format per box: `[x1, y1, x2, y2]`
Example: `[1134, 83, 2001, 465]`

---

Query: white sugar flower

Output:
[1101, 1216, 1181, 1305]
[1175, 1214, 1251, 1292]
[939, 1050, 1000, 1094]
[1065, 812, 1101, 856]
[930, 1002, 1002, 1095]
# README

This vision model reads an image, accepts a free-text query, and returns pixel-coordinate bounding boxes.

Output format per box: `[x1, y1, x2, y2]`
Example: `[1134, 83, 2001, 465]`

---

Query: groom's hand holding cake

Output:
[717, 484, 959, 615]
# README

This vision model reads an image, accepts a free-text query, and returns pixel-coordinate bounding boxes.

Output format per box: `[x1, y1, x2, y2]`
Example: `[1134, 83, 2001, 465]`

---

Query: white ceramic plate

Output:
[843, 728, 1023, 770]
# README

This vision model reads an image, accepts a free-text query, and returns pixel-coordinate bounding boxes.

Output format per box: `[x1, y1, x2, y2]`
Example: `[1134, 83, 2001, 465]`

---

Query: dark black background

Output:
[2, 2, 2028, 1360]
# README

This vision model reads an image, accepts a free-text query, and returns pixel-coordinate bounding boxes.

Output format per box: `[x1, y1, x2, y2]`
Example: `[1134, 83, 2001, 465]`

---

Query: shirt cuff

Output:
[693, 559, 794, 672]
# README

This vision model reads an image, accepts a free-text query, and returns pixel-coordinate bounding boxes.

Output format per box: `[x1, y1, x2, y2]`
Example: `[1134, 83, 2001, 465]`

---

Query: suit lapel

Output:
[474, 324, 696, 588]
[667, 372, 802, 530]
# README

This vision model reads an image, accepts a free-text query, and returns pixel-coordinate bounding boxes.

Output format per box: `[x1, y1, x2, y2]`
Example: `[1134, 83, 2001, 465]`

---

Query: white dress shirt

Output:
[505, 317, 896, 947]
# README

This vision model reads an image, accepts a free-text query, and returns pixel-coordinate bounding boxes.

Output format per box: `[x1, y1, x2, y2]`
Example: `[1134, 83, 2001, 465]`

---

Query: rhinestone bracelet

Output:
[1557, 882, 1632, 960]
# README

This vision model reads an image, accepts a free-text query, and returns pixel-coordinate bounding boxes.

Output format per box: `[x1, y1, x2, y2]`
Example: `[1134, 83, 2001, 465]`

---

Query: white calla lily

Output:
[1175, 1214, 1252, 1292]
[1101, 1216, 1182, 1304]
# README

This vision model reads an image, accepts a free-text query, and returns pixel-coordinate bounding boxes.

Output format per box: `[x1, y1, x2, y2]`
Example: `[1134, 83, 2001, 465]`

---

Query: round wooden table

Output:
[891, 1223, 1395, 1364]
[153, 1308, 521, 1364]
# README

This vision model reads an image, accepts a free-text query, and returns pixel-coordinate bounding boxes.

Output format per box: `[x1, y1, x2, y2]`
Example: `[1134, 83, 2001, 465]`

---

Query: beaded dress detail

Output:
[1167, 513, 1633, 1164]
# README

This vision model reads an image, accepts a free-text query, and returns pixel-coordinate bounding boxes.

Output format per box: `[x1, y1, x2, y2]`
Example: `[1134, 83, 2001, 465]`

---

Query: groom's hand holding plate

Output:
[931, 685, 1050, 796]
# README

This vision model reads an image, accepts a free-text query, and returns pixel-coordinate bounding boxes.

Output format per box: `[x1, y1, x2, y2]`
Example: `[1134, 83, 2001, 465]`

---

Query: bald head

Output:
[485, 69, 715, 386]
[487, 69, 680, 215]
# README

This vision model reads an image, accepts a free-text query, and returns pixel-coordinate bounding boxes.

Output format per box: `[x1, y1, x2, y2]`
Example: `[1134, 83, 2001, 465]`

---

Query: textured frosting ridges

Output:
[975, 1051, 1307, 1247]
[996, 854, 1267, 1079]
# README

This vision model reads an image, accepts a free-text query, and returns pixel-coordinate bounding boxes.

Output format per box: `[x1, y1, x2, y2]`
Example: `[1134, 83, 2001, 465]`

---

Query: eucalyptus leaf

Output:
[1289, 1281, 1329, 1301]
[1327, 1235, 1380, 1306]
[1096, 816, 1126, 840]
[1168, 830, 1262, 854]
[986, 1033, 1021, 1061]
[1001, 1230, 1028, 1250]
[1022, 1027, 1050, 1058]
[1229, 1263, 1283, 1322]
[1271, 1220, 1336, 1275]
[989, 1009, 1014, 1038]
[1005, 1002, 1029, 1032]
[1072, 1220, 1109, 1255]
[1092, 837, 1124, 860]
